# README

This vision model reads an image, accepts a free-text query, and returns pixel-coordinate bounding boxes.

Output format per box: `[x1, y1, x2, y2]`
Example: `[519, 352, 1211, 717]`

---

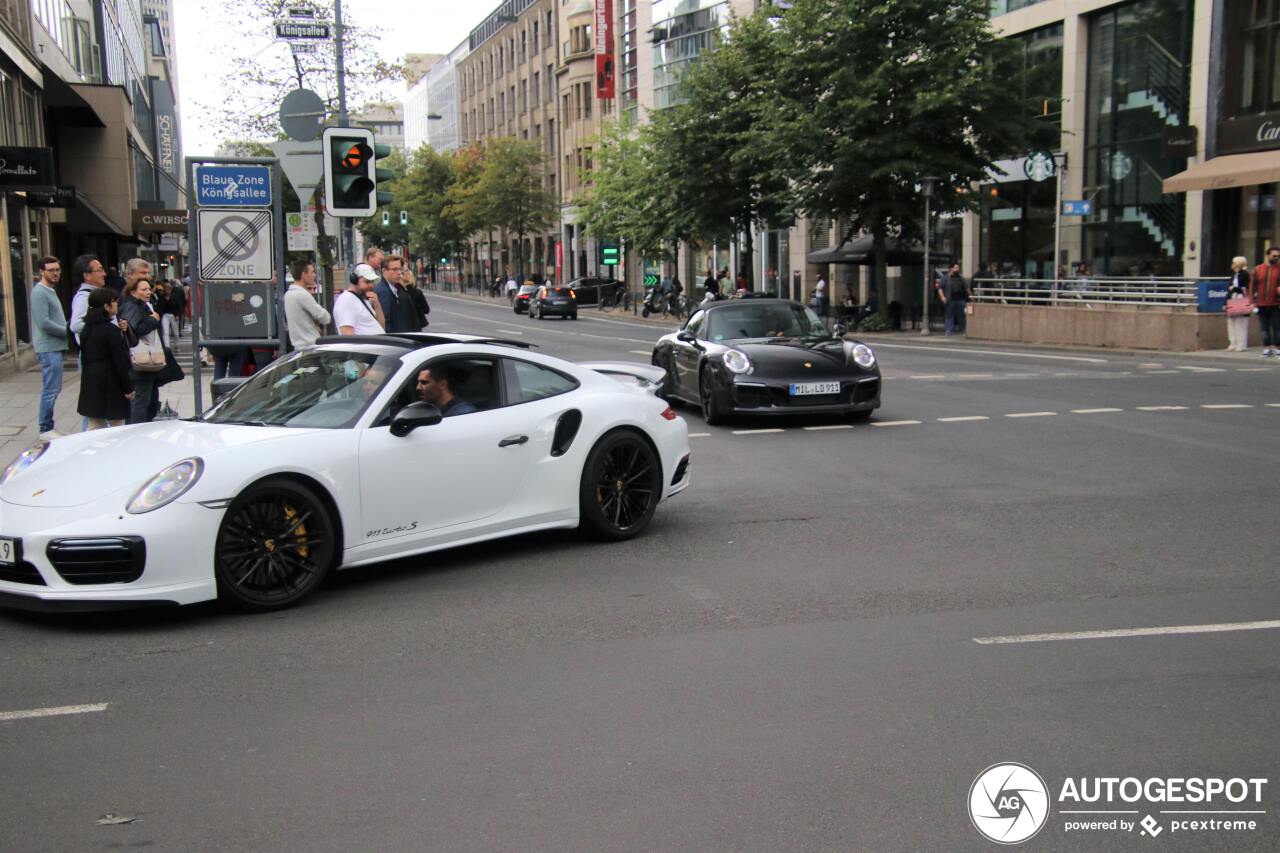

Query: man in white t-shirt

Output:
[334, 264, 385, 335]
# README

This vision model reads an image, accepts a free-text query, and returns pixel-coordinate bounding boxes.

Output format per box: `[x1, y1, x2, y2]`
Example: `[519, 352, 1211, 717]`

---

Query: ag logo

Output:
[969, 763, 1050, 844]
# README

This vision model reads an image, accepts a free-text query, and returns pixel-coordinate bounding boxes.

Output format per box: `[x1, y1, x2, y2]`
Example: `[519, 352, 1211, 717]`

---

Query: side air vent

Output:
[551, 410, 583, 457]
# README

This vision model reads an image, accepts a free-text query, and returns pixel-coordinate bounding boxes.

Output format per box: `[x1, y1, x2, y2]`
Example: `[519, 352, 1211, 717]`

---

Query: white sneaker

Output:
[38, 430, 63, 440]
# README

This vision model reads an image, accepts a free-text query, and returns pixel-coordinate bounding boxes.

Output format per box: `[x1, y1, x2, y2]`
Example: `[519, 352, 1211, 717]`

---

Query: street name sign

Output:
[1061, 200, 1093, 216]
[275, 20, 331, 39]
[197, 208, 274, 281]
[195, 165, 273, 207]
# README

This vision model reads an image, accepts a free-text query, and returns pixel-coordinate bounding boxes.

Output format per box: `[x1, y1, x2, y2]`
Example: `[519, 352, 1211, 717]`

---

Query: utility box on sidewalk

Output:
[1197, 280, 1228, 313]
[202, 282, 277, 339]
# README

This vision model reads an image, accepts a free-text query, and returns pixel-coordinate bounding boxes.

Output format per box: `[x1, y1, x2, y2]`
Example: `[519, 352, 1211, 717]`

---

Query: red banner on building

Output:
[595, 0, 615, 99]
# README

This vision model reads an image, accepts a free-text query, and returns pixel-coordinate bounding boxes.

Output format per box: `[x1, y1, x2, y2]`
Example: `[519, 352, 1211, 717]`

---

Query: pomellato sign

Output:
[0, 146, 55, 190]
[1217, 111, 1280, 156]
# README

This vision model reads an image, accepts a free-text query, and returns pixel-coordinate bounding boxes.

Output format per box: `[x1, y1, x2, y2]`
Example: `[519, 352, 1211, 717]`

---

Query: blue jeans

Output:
[129, 371, 159, 425]
[211, 348, 246, 382]
[36, 351, 63, 433]
[945, 300, 967, 334]
[1259, 306, 1280, 348]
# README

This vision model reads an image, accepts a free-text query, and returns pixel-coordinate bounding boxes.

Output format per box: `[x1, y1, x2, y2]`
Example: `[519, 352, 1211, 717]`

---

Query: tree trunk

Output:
[872, 229, 888, 322]
[741, 227, 755, 290]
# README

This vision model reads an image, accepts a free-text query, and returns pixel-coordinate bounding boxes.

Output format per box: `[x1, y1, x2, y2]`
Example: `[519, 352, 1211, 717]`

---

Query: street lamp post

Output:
[921, 176, 939, 336]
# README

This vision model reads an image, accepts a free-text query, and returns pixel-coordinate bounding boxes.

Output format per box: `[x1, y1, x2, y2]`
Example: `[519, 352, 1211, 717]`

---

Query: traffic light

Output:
[381, 211, 390, 226]
[399, 210, 408, 226]
[599, 241, 620, 266]
[323, 127, 376, 217]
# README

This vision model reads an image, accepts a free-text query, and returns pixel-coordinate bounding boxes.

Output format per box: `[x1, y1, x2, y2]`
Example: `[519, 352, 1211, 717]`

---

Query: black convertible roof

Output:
[314, 333, 535, 350]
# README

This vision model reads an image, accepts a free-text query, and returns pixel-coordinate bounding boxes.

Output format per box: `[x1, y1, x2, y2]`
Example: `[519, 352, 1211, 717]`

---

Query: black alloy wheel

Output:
[579, 431, 662, 541]
[699, 368, 728, 426]
[214, 479, 338, 611]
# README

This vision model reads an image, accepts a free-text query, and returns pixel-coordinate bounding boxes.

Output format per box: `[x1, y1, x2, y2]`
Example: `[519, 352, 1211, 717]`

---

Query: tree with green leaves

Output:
[649, 10, 796, 286]
[355, 149, 409, 249]
[200, 0, 401, 143]
[446, 138, 557, 279]
[396, 146, 466, 267]
[767, 0, 1043, 298]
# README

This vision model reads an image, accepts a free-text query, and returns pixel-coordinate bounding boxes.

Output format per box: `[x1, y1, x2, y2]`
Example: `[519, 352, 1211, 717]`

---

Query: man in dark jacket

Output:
[1251, 246, 1280, 357]
[935, 263, 971, 336]
[374, 255, 415, 333]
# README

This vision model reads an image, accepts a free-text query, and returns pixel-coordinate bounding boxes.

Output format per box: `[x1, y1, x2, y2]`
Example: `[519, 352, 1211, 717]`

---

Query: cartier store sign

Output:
[1217, 111, 1280, 156]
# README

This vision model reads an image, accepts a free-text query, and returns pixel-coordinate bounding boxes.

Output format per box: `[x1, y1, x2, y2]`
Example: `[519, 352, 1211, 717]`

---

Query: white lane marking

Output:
[1053, 372, 1076, 377]
[1201, 404, 1253, 409]
[1137, 405, 1188, 411]
[1237, 367, 1271, 372]
[630, 350, 650, 355]
[954, 373, 995, 379]
[1006, 411, 1057, 418]
[0, 703, 109, 722]
[732, 428, 785, 435]
[688, 432, 711, 438]
[1004, 373, 1041, 378]
[575, 332, 657, 345]
[872, 420, 921, 427]
[909, 374, 947, 380]
[494, 328, 524, 336]
[973, 619, 1280, 645]
[1267, 403, 1280, 408]
[938, 416, 989, 422]
[803, 424, 854, 431]
[1175, 365, 1226, 373]
[1138, 363, 1165, 368]
[1071, 407, 1123, 414]
[871, 342, 1107, 363]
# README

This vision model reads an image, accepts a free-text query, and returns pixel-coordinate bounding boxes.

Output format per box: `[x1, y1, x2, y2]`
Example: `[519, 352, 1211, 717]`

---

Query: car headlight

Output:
[722, 349, 752, 374]
[127, 457, 204, 514]
[851, 343, 876, 369]
[0, 442, 49, 486]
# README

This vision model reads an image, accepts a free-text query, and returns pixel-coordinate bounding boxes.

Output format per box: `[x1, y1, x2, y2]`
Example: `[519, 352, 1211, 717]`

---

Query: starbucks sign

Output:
[1023, 151, 1056, 182]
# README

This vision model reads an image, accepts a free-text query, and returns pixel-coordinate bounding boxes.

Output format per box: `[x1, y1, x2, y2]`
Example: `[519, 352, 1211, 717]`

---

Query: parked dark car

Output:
[512, 284, 539, 314]
[564, 276, 622, 308]
[530, 285, 578, 320]
[651, 298, 881, 425]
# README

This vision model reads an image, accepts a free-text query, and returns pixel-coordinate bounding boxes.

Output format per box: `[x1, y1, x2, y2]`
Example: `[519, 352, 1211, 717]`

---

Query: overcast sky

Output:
[173, 0, 481, 156]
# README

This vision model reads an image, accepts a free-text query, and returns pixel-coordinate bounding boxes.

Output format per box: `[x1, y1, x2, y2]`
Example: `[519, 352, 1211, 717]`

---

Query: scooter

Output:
[641, 287, 662, 318]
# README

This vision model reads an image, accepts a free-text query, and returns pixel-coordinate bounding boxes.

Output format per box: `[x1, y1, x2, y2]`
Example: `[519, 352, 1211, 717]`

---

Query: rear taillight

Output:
[660, 406, 678, 421]
[570, 289, 577, 299]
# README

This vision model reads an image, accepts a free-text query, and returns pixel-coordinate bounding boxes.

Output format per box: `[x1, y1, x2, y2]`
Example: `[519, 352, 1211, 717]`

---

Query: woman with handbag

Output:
[77, 288, 135, 429]
[1226, 256, 1252, 352]
[120, 278, 165, 424]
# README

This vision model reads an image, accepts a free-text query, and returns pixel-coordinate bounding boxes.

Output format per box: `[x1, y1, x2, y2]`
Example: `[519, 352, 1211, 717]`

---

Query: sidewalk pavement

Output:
[0, 327, 212, 468]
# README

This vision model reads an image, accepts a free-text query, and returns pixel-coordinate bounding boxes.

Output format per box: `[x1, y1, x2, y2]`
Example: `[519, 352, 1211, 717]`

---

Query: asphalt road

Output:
[2, 294, 1277, 852]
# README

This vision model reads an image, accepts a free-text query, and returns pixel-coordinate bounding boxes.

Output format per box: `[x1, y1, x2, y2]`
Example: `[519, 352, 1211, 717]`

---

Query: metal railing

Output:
[971, 277, 1222, 308]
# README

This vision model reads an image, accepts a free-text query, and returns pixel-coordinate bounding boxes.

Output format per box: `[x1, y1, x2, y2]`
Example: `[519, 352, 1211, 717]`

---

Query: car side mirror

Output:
[390, 401, 443, 437]
[675, 329, 704, 350]
[832, 322, 848, 338]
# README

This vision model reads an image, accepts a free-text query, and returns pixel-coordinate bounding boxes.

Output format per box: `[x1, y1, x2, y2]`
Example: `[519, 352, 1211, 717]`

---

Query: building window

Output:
[1226, 0, 1280, 116]
[533, 71, 540, 106]
[1083, 0, 1192, 275]
[533, 20, 540, 53]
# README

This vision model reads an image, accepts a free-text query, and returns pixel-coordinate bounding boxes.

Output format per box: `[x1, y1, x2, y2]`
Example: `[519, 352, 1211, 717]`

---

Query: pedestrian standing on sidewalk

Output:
[120, 278, 163, 424]
[169, 278, 186, 335]
[123, 257, 152, 296]
[30, 256, 68, 439]
[935, 263, 972, 336]
[404, 267, 429, 329]
[77, 288, 135, 430]
[1226, 256, 1251, 352]
[68, 255, 107, 347]
[283, 260, 331, 349]
[334, 264, 385, 335]
[1250, 246, 1280, 357]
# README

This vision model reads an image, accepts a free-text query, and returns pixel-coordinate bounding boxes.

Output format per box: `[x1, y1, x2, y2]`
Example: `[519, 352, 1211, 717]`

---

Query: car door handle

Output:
[498, 435, 529, 447]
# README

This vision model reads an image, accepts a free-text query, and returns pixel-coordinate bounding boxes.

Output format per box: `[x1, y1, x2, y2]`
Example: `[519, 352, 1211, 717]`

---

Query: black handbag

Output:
[155, 346, 185, 386]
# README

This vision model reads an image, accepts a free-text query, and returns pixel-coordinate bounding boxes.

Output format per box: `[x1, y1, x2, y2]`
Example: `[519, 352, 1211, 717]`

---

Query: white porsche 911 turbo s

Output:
[0, 334, 691, 612]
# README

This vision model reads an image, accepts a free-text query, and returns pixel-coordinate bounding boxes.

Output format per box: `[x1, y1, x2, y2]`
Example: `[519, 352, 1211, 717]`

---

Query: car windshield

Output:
[706, 303, 830, 342]
[518, 285, 538, 295]
[202, 350, 402, 428]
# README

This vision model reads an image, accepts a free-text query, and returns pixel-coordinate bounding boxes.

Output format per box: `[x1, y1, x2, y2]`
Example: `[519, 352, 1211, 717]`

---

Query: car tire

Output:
[579, 430, 663, 541]
[214, 478, 338, 612]
[699, 367, 728, 426]
[570, 313, 578, 320]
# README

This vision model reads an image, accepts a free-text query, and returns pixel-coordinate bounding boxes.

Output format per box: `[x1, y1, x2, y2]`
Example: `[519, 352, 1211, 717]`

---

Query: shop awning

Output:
[1162, 151, 1280, 193]
[41, 69, 108, 128]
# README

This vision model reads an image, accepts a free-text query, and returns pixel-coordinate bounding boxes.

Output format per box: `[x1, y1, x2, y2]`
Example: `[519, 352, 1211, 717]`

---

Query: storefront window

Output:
[1226, 0, 1280, 116]
[1084, 0, 1192, 275]
[980, 179, 1057, 278]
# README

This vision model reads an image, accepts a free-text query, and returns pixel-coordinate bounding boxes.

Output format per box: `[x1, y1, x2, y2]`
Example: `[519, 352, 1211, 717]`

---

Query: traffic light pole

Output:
[334, 0, 354, 271]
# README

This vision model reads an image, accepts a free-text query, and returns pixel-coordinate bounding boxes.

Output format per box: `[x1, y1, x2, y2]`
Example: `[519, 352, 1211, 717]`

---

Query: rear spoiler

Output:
[581, 361, 666, 394]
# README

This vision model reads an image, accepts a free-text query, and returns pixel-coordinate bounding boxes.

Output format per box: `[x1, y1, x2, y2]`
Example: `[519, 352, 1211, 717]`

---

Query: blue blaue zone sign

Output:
[195, 165, 273, 207]
[1061, 200, 1093, 216]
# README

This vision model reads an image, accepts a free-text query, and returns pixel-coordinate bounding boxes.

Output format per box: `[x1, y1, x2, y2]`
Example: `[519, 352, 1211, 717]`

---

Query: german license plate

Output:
[789, 381, 840, 396]
[0, 537, 16, 565]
